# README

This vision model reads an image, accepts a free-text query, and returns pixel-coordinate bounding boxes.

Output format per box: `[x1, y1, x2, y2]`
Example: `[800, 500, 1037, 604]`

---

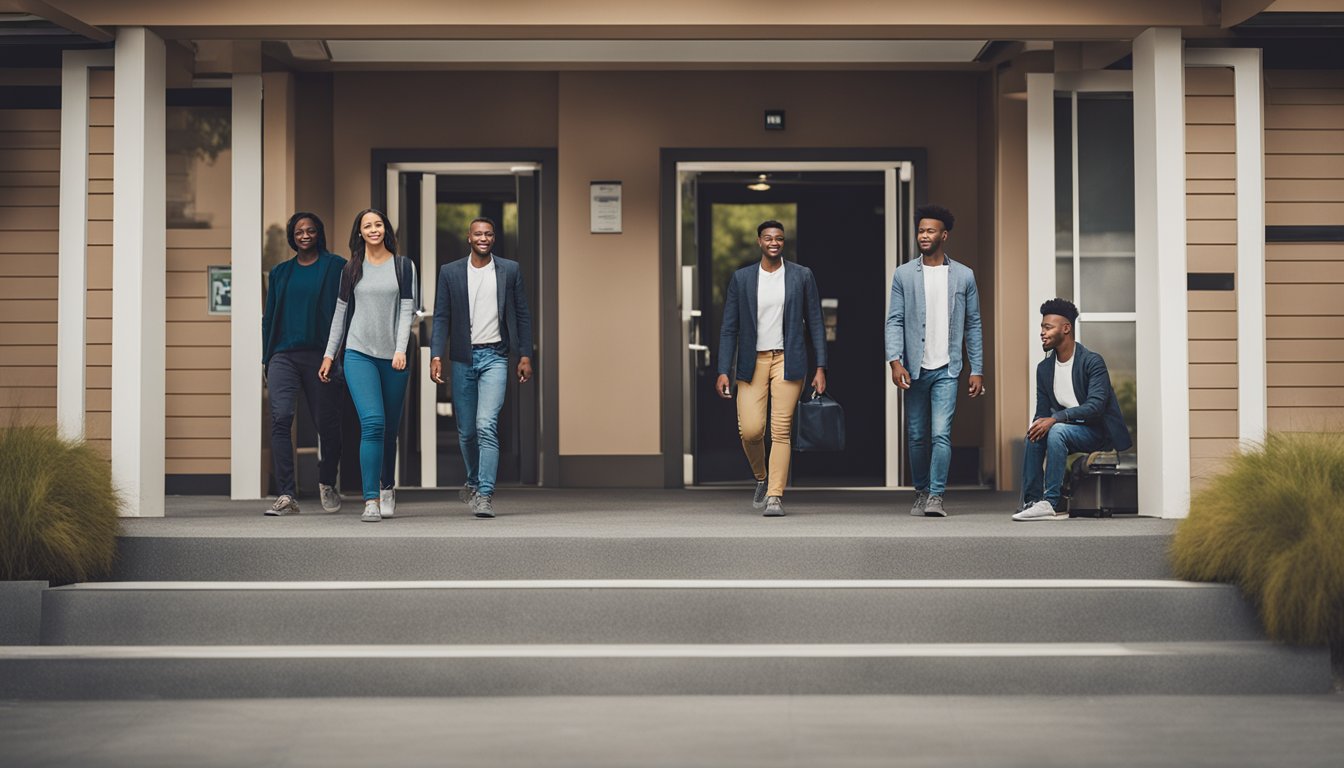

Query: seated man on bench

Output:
[1014, 298, 1133, 521]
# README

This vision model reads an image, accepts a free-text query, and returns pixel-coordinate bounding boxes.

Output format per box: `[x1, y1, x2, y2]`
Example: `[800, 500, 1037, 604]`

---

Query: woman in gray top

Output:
[319, 208, 416, 522]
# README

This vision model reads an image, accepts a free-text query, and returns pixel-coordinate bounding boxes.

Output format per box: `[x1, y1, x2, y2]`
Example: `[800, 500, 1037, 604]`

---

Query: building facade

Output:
[0, 0, 1340, 517]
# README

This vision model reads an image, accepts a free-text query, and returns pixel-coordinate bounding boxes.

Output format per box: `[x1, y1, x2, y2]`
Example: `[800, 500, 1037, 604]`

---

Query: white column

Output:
[1231, 52, 1267, 447]
[231, 75, 265, 499]
[57, 50, 113, 441]
[111, 27, 166, 517]
[1133, 28, 1192, 519]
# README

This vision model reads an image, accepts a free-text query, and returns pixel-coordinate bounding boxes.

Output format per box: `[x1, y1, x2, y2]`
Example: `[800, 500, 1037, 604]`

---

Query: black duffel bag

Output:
[794, 390, 846, 452]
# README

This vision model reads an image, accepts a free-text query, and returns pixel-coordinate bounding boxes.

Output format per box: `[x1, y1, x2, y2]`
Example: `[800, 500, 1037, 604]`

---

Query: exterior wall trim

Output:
[1184, 48, 1266, 449]
[57, 48, 113, 441]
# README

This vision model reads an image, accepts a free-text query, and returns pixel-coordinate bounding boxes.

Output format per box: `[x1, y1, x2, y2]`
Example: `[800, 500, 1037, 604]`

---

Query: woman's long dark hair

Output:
[341, 208, 398, 300]
[285, 211, 327, 254]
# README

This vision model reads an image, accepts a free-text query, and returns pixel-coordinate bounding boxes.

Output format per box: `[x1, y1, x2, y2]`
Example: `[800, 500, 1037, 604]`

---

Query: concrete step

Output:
[110, 533, 1175, 581]
[41, 580, 1265, 646]
[0, 642, 1330, 698]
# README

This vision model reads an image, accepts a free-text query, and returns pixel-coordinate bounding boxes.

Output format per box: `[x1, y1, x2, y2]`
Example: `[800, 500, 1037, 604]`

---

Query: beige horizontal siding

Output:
[85, 70, 113, 453]
[165, 134, 233, 475]
[1257, 51, 1344, 441]
[1185, 66, 1237, 489]
[0, 86, 60, 429]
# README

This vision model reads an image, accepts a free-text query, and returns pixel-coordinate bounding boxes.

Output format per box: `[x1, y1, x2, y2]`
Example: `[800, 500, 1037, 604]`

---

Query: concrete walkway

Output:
[2, 695, 1341, 767]
[139, 488, 1176, 539]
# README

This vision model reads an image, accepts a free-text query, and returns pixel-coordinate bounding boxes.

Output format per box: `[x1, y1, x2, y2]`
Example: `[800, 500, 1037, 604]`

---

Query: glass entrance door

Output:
[679, 163, 914, 488]
[387, 165, 540, 488]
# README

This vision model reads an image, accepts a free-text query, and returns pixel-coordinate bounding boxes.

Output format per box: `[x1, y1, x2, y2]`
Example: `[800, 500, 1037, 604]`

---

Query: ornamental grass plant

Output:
[1170, 431, 1344, 690]
[0, 424, 121, 583]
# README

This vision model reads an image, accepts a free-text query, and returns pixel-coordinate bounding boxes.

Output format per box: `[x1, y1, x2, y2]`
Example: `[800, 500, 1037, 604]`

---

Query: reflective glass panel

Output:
[1077, 94, 1136, 313]
[1077, 320, 1138, 445]
[1053, 94, 1074, 301]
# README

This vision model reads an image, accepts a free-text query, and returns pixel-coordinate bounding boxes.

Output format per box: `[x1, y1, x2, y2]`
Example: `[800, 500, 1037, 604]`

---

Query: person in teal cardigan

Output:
[261, 212, 347, 516]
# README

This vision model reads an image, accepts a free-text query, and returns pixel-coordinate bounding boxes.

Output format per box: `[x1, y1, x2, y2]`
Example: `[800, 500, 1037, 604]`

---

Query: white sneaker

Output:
[379, 488, 395, 518]
[1013, 499, 1067, 521]
[361, 499, 382, 522]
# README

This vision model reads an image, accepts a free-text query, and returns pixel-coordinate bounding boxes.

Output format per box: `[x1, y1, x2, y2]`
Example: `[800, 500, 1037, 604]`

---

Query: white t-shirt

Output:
[467, 257, 502, 345]
[1054, 354, 1080, 409]
[756, 263, 786, 351]
[920, 264, 950, 370]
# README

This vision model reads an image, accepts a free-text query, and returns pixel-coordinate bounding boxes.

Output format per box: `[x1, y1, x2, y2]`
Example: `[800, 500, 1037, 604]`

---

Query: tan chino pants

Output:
[736, 350, 804, 497]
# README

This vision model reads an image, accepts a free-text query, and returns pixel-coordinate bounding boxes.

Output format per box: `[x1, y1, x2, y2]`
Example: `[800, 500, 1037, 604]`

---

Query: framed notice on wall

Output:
[207, 265, 231, 315]
[590, 181, 622, 234]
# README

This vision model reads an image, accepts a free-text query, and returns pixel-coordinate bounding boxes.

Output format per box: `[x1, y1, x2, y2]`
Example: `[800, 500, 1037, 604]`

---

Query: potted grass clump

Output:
[1170, 431, 1344, 692]
[0, 423, 121, 585]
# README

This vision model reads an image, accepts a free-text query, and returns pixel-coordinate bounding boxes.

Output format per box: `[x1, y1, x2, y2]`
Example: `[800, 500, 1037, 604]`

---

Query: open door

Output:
[385, 163, 541, 489]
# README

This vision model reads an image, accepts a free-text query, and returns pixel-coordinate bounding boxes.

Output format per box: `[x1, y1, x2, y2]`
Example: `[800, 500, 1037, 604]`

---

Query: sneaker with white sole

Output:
[1013, 499, 1067, 521]
[909, 491, 929, 516]
[923, 495, 947, 517]
[752, 480, 768, 510]
[763, 496, 785, 517]
[319, 484, 342, 513]
[379, 488, 395, 518]
[265, 494, 299, 516]
[459, 484, 477, 504]
[361, 499, 382, 522]
[472, 494, 495, 519]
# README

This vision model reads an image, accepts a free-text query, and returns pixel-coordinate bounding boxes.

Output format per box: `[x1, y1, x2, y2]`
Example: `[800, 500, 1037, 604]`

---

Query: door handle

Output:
[688, 343, 710, 369]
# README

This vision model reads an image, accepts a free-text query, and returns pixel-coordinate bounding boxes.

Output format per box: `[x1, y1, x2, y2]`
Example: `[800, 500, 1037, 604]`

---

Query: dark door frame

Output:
[372, 148, 560, 488]
[658, 148, 928, 488]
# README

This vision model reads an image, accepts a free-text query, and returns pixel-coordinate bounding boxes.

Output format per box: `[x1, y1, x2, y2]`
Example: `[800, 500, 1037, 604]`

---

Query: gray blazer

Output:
[430, 255, 533, 365]
[717, 262, 827, 383]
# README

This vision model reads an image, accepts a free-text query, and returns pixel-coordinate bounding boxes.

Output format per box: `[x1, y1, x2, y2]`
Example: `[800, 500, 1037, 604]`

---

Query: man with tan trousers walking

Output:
[716, 220, 828, 517]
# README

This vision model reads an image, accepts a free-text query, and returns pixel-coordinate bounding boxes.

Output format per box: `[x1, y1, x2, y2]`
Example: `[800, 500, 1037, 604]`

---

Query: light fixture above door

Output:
[747, 174, 771, 192]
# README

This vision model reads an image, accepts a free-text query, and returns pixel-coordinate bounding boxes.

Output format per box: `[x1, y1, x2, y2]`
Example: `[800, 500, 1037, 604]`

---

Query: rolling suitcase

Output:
[1066, 451, 1139, 518]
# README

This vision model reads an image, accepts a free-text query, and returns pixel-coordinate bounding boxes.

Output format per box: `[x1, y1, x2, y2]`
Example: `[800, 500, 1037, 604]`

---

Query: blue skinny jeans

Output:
[343, 348, 409, 501]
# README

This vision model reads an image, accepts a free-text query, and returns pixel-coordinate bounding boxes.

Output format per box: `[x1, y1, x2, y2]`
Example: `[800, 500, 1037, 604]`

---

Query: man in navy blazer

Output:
[716, 220, 827, 517]
[1014, 298, 1133, 521]
[429, 217, 533, 519]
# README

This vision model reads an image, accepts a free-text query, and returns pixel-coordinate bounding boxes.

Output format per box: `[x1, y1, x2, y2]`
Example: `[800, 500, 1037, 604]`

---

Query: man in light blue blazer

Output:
[429, 217, 533, 519]
[716, 220, 828, 517]
[885, 205, 984, 518]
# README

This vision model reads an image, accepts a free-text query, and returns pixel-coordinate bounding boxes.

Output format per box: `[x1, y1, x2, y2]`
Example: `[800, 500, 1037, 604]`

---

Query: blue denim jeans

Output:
[343, 348, 409, 501]
[266, 349, 343, 496]
[452, 344, 509, 498]
[1021, 422, 1107, 509]
[906, 364, 958, 496]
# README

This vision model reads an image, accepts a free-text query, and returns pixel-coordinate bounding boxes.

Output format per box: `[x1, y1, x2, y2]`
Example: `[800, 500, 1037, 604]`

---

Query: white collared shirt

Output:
[467, 256, 502, 345]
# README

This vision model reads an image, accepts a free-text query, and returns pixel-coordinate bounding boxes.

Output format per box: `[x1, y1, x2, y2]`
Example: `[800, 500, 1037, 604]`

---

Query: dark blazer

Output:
[1034, 342, 1133, 452]
[262, 250, 345, 365]
[717, 262, 827, 383]
[430, 255, 533, 365]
